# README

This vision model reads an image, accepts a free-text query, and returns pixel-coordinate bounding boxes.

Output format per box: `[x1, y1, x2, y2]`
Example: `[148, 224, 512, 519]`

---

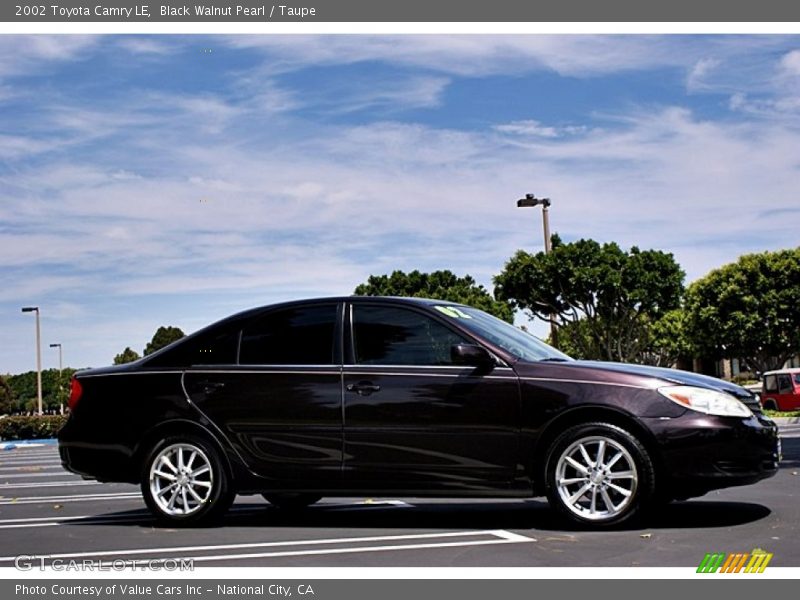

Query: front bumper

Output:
[643, 412, 780, 499]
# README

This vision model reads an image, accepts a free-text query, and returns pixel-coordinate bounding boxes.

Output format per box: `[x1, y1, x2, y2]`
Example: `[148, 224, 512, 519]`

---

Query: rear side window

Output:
[764, 375, 778, 393]
[352, 305, 468, 366]
[778, 374, 793, 394]
[240, 304, 338, 365]
[146, 326, 240, 367]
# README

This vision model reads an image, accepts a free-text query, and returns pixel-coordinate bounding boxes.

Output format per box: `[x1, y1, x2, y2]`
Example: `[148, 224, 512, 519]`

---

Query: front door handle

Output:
[346, 381, 381, 396]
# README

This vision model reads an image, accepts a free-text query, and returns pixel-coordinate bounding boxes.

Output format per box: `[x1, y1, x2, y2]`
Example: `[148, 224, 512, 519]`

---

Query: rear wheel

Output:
[141, 435, 234, 526]
[263, 493, 322, 510]
[545, 422, 655, 528]
[763, 399, 778, 411]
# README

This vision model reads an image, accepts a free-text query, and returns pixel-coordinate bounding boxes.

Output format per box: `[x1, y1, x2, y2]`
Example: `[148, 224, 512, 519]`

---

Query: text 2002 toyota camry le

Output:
[59, 297, 780, 527]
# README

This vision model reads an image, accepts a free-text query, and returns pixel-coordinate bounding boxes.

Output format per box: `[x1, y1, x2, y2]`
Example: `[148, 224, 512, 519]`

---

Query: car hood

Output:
[567, 360, 753, 400]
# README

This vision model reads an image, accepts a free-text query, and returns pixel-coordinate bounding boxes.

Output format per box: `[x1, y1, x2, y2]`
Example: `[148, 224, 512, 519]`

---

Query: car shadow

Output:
[65, 496, 771, 532]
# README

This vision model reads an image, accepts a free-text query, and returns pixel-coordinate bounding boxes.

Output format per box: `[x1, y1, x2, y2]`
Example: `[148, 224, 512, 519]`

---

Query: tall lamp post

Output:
[50, 343, 63, 415]
[516, 194, 558, 347]
[21, 306, 43, 416]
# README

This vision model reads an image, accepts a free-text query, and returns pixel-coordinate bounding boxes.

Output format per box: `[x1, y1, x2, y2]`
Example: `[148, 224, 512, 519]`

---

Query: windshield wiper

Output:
[538, 357, 570, 362]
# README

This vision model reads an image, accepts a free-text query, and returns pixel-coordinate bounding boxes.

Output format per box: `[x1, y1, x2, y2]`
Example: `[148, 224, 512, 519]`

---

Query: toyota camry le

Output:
[58, 297, 780, 527]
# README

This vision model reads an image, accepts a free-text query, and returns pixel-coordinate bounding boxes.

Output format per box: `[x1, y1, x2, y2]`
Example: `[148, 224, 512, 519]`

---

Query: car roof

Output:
[763, 368, 800, 375]
[217, 296, 467, 324]
[259, 296, 465, 309]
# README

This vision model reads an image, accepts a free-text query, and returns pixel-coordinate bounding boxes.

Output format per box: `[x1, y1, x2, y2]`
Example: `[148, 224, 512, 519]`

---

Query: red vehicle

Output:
[761, 368, 800, 411]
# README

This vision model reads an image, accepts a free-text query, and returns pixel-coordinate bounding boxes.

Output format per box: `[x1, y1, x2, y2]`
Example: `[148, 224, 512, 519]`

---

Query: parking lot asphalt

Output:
[0, 425, 798, 569]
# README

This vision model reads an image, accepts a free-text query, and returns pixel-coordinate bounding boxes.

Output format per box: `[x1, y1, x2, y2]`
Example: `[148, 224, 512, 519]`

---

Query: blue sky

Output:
[2, 34, 800, 374]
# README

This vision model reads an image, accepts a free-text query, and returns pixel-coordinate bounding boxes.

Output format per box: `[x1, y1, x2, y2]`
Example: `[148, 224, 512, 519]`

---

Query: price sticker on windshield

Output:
[434, 306, 473, 319]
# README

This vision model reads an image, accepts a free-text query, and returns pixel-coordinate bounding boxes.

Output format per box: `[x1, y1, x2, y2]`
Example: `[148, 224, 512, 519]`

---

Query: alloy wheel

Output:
[148, 443, 214, 517]
[554, 435, 639, 522]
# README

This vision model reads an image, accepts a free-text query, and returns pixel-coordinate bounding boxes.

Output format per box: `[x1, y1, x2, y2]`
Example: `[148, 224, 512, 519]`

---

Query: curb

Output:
[0, 438, 58, 451]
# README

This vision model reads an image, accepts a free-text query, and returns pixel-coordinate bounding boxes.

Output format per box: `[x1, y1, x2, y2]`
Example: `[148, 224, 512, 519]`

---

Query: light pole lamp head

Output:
[21, 306, 39, 313]
[50, 343, 61, 349]
[517, 194, 551, 208]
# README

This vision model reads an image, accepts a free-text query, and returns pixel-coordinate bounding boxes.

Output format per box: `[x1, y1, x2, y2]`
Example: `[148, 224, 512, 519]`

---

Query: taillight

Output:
[68, 377, 83, 411]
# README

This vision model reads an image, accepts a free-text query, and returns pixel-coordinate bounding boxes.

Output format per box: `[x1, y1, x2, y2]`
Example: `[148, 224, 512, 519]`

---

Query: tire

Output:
[763, 399, 778, 411]
[141, 434, 234, 526]
[263, 493, 322, 510]
[544, 422, 655, 528]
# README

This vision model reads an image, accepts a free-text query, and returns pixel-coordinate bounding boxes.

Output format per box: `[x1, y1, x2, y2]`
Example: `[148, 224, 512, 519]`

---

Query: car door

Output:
[342, 302, 520, 492]
[183, 302, 344, 486]
[776, 373, 796, 410]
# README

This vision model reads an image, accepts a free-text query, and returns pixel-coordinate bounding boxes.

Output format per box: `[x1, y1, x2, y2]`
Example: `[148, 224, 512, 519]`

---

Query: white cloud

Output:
[686, 57, 720, 92]
[0, 35, 99, 77]
[779, 49, 800, 77]
[329, 75, 450, 113]
[115, 37, 174, 56]
[494, 120, 587, 138]
[223, 35, 696, 78]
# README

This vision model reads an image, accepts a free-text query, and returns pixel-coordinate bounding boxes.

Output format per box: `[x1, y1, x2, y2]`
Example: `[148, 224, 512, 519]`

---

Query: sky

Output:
[2, 34, 800, 374]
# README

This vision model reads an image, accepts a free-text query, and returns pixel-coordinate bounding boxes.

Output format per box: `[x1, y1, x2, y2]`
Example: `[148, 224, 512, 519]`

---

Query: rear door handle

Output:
[346, 382, 381, 396]
[198, 381, 225, 394]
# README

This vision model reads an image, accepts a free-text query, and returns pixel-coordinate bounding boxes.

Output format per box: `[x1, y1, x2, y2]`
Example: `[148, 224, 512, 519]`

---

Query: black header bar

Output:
[4, 0, 800, 22]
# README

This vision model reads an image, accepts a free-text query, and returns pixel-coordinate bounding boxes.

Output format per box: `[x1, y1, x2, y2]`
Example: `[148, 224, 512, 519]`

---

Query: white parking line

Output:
[0, 514, 148, 529]
[0, 472, 76, 479]
[0, 459, 63, 468]
[0, 464, 65, 472]
[0, 491, 141, 505]
[0, 497, 418, 528]
[0, 530, 535, 564]
[0, 480, 103, 490]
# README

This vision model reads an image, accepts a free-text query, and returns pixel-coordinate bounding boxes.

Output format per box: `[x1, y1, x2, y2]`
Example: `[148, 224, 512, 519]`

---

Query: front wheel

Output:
[141, 435, 234, 526]
[544, 422, 655, 527]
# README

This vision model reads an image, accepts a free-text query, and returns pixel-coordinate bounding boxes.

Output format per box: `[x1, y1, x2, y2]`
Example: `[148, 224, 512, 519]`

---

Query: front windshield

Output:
[433, 305, 573, 363]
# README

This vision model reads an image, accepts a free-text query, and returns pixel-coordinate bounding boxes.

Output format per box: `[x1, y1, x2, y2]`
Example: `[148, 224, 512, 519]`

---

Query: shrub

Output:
[0, 415, 66, 440]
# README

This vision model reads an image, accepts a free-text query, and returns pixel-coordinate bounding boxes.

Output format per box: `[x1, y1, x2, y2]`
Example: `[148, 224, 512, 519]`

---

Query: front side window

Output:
[352, 305, 468, 366]
[240, 304, 338, 365]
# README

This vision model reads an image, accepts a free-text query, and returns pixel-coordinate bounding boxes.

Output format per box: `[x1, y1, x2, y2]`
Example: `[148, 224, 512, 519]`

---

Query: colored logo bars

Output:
[697, 550, 773, 573]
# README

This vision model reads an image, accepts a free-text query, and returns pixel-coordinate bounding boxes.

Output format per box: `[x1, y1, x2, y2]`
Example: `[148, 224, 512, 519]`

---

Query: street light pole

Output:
[21, 306, 43, 416]
[516, 194, 558, 347]
[50, 343, 63, 415]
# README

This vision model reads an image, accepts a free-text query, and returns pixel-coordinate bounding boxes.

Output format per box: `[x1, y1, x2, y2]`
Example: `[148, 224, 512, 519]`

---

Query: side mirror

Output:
[451, 344, 495, 368]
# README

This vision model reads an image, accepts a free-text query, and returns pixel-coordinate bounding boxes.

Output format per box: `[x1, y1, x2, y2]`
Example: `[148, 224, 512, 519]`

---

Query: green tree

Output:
[144, 326, 186, 356]
[354, 269, 513, 322]
[0, 375, 14, 415]
[494, 235, 685, 362]
[685, 248, 800, 374]
[7, 368, 78, 414]
[640, 308, 693, 367]
[113, 347, 141, 364]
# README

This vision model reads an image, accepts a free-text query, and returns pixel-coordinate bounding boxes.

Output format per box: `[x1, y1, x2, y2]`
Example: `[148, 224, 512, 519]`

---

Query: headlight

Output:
[657, 385, 753, 418]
